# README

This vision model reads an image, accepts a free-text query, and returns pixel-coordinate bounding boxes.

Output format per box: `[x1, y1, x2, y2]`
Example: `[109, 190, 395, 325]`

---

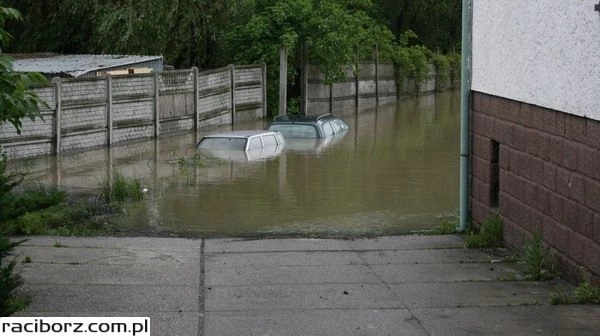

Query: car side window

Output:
[267, 124, 318, 138]
[262, 134, 278, 147]
[322, 122, 335, 137]
[248, 137, 262, 150]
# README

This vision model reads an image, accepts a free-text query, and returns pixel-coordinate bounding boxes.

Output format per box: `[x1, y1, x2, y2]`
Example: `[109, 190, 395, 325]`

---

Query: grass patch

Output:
[498, 271, 520, 281]
[433, 220, 458, 234]
[574, 282, 600, 304]
[1, 197, 118, 236]
[464, 216, 503, 248]
[551, 282, 600, 305]
[550, 287, 574, 305]
[99, 171, 144, 203]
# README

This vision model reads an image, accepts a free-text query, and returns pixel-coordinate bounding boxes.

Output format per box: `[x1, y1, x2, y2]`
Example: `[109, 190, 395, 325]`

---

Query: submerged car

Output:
[265, 114, 349, 139]
[195, 130, 285, 161]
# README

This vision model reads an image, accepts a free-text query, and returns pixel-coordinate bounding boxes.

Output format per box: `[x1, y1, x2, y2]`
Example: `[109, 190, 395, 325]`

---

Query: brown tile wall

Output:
[470, 91, 600, 284]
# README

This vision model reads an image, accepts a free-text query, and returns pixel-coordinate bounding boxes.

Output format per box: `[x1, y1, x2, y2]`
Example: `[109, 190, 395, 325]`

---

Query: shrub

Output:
[0, 236, 29, 316]
[393, 45, 431, 92]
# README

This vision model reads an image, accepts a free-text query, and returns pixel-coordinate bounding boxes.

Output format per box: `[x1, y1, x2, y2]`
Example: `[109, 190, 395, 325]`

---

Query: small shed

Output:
[11, 54, 164, 78]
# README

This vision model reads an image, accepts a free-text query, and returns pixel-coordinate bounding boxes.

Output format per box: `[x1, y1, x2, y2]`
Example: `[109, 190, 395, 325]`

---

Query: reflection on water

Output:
[13, 91, 460, 237]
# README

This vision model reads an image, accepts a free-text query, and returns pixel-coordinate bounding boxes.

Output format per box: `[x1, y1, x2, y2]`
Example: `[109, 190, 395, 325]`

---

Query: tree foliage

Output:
[5, 0, 254, 69]
[3, 0, 461, 115]
[225, 0, 397, 113]
[373, 0, 461, 53]
[228, 0, 395, 82]
[0, 6, 47, 133]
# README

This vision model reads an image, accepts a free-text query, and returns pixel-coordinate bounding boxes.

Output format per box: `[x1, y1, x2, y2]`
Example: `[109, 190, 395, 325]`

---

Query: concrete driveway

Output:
[12, 235, 600, 335]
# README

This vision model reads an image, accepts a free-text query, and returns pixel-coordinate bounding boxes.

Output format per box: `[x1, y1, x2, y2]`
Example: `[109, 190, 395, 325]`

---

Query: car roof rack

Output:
[272, 113, 333, 122]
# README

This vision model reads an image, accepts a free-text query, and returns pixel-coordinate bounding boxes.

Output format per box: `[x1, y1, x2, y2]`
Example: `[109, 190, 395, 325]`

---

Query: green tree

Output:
[374, 0, 461, 53]
[5, 0, 254, 69]
[0, 4, 49, 317]
[0, 6, 47, 133]
[4, 0, 97, 54]
[225, 0, 396, 114]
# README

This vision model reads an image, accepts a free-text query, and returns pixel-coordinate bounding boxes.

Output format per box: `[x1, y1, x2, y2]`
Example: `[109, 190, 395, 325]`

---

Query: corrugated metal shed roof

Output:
[12, 54, 164, 77]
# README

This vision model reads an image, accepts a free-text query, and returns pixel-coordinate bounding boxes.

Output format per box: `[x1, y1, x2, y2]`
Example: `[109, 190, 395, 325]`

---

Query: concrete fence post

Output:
[106, 75, 113, 146]
[52, 77, 62, 155]
[261, 62, 268, 118]
[374, 43, 380, 104]
[354, 45, 359, 108]
[192, 67, 199, 132]
[301, 43, 308, 115]
[329, 83, 334, 114]
[279, 46, 287, 116]
[154, 72, 160, 137]
[229, 64, 236, 125]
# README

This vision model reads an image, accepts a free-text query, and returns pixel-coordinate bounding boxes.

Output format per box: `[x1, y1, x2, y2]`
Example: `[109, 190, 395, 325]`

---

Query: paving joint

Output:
[198, 239, 205, 336]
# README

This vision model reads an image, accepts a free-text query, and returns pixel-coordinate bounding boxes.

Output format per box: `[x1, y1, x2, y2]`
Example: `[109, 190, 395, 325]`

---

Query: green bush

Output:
[0, 236, 29, 316]
[1, 152, 66, 223]
[393, 45, 431, 91]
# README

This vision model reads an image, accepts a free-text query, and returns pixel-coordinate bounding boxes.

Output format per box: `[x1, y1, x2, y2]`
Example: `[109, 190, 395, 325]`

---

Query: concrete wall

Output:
[0, 64, 266, 159]
[472, 0, 600, 121]
[306, 62, 455, 115]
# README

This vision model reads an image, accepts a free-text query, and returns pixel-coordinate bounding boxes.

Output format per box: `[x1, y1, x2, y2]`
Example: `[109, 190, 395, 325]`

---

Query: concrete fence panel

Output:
[113, 75, 154, 97]
[61, 78, 106, 103]
[61, 105, 106, 132]
[2, 64, 266, 159]
[306, 61, 456, 114]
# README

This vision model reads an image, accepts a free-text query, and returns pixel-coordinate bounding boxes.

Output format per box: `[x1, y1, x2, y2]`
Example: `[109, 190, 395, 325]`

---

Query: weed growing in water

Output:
[176, 152, 208, 168]
[99, 171, 144, 203]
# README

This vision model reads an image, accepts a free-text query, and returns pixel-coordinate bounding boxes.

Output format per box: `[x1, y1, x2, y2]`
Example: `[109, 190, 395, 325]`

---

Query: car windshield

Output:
[266, 124, 319, 138]
[197, 137, 247, 150]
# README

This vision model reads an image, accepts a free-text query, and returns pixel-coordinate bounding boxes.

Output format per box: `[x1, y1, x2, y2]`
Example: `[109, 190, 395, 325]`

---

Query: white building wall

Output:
[472, 0, 600, 121]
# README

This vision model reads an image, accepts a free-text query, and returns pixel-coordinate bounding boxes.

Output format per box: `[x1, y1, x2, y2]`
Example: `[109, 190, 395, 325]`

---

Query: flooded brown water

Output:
[15, 91, 460, 237]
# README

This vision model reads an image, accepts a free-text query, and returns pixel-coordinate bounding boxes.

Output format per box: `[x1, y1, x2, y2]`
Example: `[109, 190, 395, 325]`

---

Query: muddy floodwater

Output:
[15, 91, 460, 237]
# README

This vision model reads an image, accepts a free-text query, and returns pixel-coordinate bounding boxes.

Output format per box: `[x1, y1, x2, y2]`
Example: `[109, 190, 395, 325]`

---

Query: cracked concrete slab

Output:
[12, 235, 600, 336]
